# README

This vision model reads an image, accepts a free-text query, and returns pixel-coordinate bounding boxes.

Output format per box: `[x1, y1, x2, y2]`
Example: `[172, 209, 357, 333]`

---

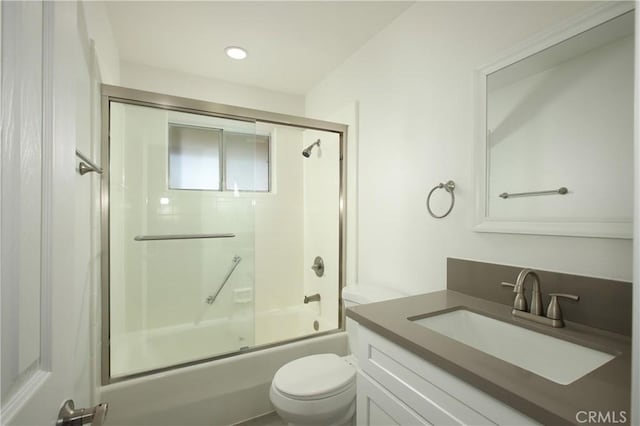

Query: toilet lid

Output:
[273, 354, 356, 400]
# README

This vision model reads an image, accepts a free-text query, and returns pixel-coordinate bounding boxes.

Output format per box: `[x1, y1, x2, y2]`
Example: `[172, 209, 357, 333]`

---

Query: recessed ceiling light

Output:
[225, 46, 247, 60]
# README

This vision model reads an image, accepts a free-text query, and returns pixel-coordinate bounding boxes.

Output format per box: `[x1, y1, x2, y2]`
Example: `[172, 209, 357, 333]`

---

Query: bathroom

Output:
[0, 1, 637, 425]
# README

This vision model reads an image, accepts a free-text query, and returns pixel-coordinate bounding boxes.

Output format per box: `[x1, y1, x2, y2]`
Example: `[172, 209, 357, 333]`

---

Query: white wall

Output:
[253, 124, 306, 344]
[81, 1, 120, 84]
[120, 61, 304, 116]
[305, 2, 633, 297]
[302, 130, 341, 331]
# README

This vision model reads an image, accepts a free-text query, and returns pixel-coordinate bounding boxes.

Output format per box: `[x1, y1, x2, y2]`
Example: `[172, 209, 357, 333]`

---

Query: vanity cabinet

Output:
[356, 324, 539, 426]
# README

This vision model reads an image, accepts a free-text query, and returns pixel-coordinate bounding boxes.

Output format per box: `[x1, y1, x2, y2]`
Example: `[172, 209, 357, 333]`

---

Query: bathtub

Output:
[254, 304, 332, 346]
[111, 304, 331, 378]
[111, 315, 253, 378]
[102, 305, 345, 425]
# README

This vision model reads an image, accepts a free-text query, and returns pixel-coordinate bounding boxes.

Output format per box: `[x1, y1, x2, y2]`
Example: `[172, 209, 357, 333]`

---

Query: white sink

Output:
[412, 309, 615, 385]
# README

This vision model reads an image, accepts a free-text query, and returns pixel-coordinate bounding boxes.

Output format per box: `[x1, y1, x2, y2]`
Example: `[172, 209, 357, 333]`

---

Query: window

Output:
[225, 132, 270, 192]
[168, 124, 221, 190]
[168, 124, 269, 192]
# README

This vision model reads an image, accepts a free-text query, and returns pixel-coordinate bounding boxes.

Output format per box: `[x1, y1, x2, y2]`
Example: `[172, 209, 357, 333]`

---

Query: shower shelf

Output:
[134, 233, 236, 241]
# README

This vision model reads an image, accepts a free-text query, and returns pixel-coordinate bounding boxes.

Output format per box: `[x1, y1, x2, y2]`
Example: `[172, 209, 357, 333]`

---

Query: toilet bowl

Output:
[269, 286, 406, 426]
[270, 354, 356, 426]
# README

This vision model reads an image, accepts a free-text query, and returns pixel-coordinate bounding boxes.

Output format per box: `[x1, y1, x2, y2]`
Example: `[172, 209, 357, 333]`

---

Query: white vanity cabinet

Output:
[355, 324, 539, 426]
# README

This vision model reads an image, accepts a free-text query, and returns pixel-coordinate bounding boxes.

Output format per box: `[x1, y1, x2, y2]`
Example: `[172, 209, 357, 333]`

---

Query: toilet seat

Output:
[272, 353, 356, 401]
[270, 354, 357, 425]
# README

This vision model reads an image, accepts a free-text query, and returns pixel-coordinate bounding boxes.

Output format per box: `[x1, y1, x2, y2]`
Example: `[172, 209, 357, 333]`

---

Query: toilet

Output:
[269, 285, 406, 426]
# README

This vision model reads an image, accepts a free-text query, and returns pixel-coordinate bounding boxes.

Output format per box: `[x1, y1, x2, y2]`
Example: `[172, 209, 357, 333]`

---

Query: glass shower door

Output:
[108, 102, 257, 378]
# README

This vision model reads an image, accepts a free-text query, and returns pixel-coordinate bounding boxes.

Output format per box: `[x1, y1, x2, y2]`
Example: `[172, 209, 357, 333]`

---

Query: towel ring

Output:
[426, 180, 456, 219]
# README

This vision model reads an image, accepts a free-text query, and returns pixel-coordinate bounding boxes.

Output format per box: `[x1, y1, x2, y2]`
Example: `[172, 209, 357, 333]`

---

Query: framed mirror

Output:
[474, 3, 634, 238]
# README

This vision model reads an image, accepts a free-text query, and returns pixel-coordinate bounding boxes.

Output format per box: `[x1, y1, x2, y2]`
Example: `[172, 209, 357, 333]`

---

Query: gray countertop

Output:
[346, 290, 631, 425]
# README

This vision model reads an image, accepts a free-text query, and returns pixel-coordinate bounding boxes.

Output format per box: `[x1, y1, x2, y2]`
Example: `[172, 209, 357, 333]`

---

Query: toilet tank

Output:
[342, 285, 407, 355]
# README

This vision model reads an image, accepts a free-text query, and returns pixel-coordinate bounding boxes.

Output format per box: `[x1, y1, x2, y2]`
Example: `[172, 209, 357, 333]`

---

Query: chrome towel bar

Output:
[499, 187, 568, 199]
[75, 149, 103, 175]
[134, 233, 236, 241]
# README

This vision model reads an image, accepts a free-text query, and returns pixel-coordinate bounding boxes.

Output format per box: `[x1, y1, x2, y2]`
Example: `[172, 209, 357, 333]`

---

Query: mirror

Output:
[474, 4, 634, 238]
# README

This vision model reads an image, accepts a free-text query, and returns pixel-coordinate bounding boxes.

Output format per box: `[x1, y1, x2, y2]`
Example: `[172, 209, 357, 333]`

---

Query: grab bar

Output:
[134, 233, 235, 241]
[499, 187, 568, 199]
[206, 255, 242, 304]
[76, 149, 103, 175]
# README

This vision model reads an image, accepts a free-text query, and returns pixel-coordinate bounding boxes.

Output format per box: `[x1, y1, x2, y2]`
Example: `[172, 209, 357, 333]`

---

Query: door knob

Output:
[57, 399, 109, 426]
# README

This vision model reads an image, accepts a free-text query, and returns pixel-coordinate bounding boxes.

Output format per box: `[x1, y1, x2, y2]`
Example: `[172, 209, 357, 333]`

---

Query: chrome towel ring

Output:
[426, 180, 456, 219]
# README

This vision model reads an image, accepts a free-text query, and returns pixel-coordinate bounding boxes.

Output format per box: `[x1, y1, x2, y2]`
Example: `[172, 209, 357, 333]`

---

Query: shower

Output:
[302, 139, 321, 157]
[102, 86, 346, 383]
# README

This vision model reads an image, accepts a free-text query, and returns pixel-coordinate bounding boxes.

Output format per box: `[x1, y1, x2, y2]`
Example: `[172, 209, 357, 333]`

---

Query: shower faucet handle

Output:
[311, 256, 324, 277]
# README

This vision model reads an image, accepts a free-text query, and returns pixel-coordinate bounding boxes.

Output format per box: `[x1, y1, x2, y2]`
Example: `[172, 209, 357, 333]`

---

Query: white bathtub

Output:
[111, 304, 331, 378]
[103, 306, 345, 425]
[254, 304, 332, 346]
[111, 316, 252, 378]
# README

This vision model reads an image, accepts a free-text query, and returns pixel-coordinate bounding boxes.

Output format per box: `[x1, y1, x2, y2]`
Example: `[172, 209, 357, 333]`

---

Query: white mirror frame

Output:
[473, 2, 634, 239]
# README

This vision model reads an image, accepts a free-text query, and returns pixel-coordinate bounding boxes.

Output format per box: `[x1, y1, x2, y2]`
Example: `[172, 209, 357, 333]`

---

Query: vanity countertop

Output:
[346, 290, 631, 425]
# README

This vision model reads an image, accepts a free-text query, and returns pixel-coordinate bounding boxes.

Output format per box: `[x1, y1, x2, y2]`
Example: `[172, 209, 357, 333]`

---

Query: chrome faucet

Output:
[513, 268, 543, 315]
[304, 293, 321, 304]
[501, 268, 579, 328]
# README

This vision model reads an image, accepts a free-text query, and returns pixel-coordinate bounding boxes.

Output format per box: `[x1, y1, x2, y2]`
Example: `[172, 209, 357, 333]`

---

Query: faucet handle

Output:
[500, 282, 527, 312]
[548, 293, 579, 301]
[546, 293, 579, 321]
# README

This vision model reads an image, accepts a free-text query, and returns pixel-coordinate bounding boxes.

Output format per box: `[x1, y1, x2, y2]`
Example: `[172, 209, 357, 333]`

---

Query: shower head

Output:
[302, 139, 321, 158]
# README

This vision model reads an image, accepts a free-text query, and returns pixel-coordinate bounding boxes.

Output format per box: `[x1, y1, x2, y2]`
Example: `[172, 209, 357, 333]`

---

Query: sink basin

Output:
[411, 309, 615, 385]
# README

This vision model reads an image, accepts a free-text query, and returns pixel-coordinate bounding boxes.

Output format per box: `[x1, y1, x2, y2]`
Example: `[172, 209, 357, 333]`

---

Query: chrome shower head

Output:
[302, 139, 320, 158]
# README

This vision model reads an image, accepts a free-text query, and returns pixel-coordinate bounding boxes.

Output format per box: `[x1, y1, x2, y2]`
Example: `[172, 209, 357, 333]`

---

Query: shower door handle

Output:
[134, 233, 235, 241]
[57, 399, 109, 426]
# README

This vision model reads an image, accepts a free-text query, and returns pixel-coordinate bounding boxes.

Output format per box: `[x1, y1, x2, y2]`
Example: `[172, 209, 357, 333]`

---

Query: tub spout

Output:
[304, 294, 321, 304]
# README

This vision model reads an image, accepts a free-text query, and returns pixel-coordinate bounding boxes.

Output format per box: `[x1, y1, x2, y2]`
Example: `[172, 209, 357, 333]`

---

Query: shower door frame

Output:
[100, 85, 348, 385]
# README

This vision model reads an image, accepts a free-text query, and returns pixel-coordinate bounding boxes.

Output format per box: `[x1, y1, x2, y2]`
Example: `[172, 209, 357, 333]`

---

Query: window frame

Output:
[167, 122, 271, 193]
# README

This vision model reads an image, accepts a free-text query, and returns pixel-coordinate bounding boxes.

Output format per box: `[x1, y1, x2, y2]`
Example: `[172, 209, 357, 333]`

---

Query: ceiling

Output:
[105, 1, 414, 95]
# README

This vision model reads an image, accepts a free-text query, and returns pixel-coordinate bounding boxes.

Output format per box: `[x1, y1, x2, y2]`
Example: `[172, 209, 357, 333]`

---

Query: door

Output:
[1, 2, 97, 424]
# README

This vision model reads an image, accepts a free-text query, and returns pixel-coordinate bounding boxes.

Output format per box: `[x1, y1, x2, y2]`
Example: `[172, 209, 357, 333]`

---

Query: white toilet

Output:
[269, 286, 405, 426]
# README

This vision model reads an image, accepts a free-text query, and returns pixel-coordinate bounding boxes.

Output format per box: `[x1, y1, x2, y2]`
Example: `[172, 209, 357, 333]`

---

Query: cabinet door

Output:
[357, 373, 431, 426]
[357, 325, 538, 426]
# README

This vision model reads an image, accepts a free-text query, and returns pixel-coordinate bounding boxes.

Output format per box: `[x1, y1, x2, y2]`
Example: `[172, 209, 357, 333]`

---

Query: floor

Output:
[234, 411, 286, 426]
